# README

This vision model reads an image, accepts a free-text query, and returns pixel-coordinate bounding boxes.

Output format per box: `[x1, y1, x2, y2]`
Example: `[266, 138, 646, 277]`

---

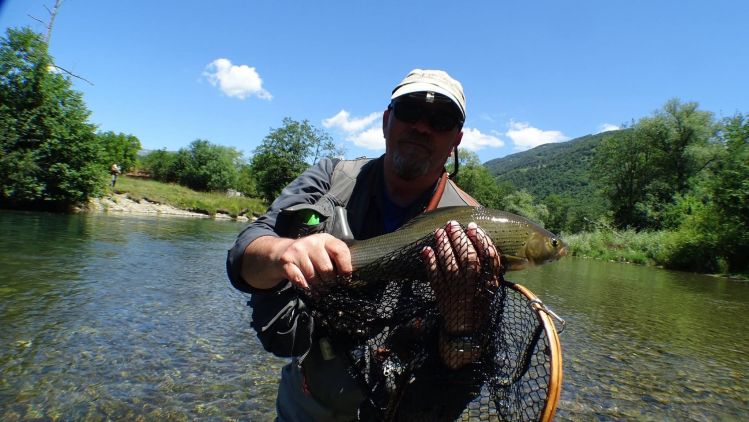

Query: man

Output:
[227, 69, 502, 421]
[110, 163, 121, 187]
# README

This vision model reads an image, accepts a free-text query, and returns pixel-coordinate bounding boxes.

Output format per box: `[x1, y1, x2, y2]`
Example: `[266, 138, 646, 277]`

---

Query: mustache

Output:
[398, 129, 431, 144]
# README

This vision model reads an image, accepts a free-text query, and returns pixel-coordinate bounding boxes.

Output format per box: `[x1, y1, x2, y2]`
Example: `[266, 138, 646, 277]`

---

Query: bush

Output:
[176, 140, 241, 191]
[140, 149, 180, 183]
[96, 131, 141, 172]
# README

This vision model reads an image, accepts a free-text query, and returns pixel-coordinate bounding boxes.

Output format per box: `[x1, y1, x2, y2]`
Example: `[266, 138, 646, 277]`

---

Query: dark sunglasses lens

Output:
[393, 101, 461, 131]
[393, 102, 423, 124]
[429, 112, 460, 131]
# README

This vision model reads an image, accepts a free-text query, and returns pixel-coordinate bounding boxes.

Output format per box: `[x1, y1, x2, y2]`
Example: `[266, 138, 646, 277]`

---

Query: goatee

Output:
[392, 150, 430, 180]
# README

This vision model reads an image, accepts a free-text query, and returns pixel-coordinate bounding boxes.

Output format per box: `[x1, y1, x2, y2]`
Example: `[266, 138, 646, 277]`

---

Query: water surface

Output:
[1, 211, 747, 420]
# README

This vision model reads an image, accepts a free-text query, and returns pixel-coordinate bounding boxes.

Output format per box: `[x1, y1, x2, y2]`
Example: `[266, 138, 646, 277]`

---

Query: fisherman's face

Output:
[383, 95, 463, 181]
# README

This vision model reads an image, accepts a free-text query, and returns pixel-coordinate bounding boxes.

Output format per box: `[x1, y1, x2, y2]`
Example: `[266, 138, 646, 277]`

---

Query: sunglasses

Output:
[390, 101, 464, 132]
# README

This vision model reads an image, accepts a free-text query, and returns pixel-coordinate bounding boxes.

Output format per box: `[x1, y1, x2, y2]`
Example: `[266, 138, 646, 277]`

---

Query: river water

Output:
[1, 211, 747, 421]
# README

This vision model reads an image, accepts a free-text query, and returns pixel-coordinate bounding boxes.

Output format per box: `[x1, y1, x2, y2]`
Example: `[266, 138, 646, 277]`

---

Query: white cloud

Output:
[203, 58, 271, 100]
[322, 110, 380, 132]
[459, 127, 504, 151]
[597, 123, 620, 133]
[323, 110, 384, 150]
[348, 126, 385, 150]
[505, 121, 569, 151]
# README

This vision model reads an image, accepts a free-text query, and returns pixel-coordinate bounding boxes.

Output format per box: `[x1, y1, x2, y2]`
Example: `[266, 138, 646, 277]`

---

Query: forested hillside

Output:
[484, 132, 609, 201]
[481, 132, 614, 233]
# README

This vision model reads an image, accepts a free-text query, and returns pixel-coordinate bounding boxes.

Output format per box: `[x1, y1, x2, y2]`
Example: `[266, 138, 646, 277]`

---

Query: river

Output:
[1, 211, 747, 421]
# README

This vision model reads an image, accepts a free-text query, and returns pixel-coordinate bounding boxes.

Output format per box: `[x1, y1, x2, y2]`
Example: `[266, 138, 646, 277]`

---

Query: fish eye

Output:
[551, 238, 558, 248]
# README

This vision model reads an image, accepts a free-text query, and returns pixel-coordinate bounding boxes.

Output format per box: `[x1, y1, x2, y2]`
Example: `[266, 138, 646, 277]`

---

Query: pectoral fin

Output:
[502, 255, 529, 271]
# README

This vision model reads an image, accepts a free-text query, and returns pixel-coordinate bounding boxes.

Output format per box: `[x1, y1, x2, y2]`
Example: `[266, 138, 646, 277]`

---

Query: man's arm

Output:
[226, 158, 348, 358]
[226, 158, 338, 294]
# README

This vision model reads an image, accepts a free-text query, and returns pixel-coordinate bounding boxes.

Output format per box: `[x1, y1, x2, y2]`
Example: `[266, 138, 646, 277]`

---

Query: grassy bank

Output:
[111, 176, 267, 217]
[565, 229, 668, 266]
[565, 229, 748, 279]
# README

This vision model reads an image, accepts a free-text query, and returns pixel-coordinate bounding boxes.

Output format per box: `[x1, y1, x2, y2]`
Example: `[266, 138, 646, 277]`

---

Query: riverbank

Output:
[85, 176, 267, 221]
[88, 193, 246, 220]
[566, 229, 749, 281]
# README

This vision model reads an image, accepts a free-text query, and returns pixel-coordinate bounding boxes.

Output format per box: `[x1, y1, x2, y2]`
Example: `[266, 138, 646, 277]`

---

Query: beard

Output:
[390, 130, 433, 180]
[392, 149, 430, 180]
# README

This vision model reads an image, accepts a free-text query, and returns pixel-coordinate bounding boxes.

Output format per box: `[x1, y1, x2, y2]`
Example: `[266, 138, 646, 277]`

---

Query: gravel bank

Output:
[88, 193, 249, 221]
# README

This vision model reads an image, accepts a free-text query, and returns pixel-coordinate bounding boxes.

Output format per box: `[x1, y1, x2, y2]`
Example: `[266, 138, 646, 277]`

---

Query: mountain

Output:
[484, 132, 612, 202]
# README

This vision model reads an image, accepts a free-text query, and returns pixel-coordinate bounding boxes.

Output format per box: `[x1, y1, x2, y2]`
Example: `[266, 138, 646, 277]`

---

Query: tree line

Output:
[456, 99, 747, 273]
[591, 101, 747, 273]
[2, 26, 746, 273]
[138, 118, 340, 203]
[0, 27, 338, 209]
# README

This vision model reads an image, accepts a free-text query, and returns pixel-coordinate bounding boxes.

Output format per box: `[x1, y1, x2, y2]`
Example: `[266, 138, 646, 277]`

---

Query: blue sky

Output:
[1, 0, 747, 163]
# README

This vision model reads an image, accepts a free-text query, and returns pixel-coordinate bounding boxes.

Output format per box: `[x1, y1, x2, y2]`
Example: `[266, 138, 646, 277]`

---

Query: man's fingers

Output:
[278, 233, 353, 289]
[308, 248, 335, 284]
[470, 224, 501, 275]
[453, 222, 479, 278]
[421, 246, 441, 287]
[282, 261, 310, 290]
[326, 239, 353, 276]
[435, 225, 460, 277]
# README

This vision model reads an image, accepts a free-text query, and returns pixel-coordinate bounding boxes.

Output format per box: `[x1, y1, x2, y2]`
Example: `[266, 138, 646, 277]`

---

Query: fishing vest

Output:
[276, 157, 479, 242]
[255, 157, 481, 421]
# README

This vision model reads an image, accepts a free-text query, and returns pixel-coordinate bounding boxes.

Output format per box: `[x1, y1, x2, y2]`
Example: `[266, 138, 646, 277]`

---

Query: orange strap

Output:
[425, 170, 449, 212]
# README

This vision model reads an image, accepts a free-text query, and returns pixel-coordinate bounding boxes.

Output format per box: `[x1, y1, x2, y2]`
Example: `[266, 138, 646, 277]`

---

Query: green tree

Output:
[591, 100, 717, 229]
[140, 149, 180, 183]
[251, 118, 341, 202]
[96, 131, 141, 172]
[634, 99, 718, 228]
[0, 27, 102, 208]
[640, 99, 716, 195]
[591, 128, 653, 228]
[453, 150, 513, 209]
[504, 190, 549, 226]
[689, 113, 749, 271]
[177, 139, 242, 192]
[236, 163, 258, 197]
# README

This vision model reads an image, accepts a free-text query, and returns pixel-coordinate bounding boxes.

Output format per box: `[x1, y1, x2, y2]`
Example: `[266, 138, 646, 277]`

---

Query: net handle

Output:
[509, 283, 563, 422]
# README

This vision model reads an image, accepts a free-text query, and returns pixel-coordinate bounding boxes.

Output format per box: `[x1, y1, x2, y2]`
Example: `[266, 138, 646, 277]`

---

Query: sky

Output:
[1, 0, 747, 163]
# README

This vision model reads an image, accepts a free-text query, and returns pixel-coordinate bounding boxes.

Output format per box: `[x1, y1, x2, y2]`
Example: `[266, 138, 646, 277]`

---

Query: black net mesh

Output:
[301, 226, 559, 421]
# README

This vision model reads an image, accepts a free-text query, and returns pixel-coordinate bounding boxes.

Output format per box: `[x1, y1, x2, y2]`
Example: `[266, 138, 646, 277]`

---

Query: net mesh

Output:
[301, 226, 560, 421]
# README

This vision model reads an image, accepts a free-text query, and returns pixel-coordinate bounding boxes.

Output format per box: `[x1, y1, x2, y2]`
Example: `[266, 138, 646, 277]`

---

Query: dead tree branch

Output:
[53, 64, 94, 86]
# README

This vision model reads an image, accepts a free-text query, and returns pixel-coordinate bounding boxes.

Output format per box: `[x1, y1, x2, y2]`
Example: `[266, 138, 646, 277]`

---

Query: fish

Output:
[347, 206, 567, 274]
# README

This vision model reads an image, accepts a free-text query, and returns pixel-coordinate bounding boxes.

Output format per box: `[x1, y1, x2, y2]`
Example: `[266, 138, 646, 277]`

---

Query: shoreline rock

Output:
[88, 193, 249, 221]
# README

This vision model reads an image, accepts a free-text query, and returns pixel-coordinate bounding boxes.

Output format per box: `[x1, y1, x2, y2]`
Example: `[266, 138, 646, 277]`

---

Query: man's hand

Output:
[421, 221, 501, 368]
[242, 233, 352, 291]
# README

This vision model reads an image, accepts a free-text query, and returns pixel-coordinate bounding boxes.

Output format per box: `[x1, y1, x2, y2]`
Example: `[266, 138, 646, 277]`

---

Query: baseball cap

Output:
[391, 69, 466, 120]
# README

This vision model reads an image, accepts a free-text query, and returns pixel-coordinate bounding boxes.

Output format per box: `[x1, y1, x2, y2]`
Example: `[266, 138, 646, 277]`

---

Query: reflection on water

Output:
[1, 210, 748, 420]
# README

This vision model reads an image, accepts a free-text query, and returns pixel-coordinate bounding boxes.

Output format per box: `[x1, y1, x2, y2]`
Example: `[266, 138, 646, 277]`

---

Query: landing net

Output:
[301, 229, 563, 421]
